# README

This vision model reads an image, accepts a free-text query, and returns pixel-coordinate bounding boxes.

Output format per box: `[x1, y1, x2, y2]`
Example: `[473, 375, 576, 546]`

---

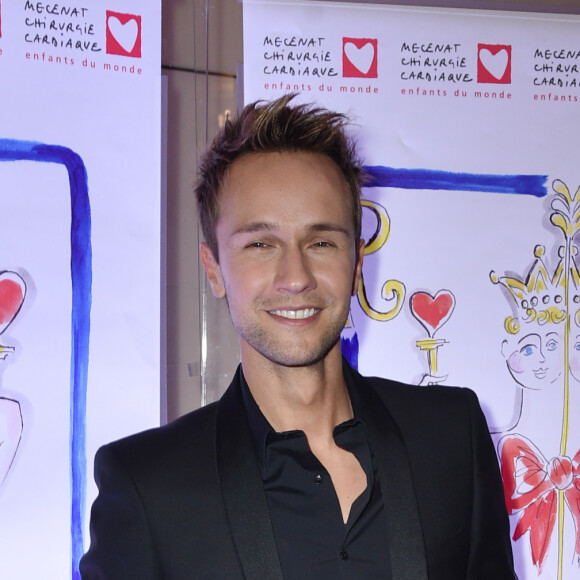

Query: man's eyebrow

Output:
[232, 222, 278, 235]
[307, 223, 351, 236]
[518, 333, 541, 344]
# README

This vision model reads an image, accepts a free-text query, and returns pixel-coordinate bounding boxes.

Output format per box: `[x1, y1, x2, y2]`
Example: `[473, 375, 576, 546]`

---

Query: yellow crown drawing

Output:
[490, 180, 580, 333]
[490, 246, 569, 332]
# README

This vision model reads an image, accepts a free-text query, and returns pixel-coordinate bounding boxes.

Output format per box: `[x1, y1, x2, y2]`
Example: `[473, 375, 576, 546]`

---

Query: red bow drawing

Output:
[499, 434, 580, 570]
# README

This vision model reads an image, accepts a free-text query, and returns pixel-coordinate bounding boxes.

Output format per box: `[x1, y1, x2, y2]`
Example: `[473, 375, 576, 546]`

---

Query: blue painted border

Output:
[0, 139, 92, 580]
[364, 165, 548, 197]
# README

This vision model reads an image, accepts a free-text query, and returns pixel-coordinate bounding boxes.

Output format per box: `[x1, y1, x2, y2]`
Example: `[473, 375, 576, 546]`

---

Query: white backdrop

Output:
[244, 2, 580, 578]
[0, 3, 161, 579]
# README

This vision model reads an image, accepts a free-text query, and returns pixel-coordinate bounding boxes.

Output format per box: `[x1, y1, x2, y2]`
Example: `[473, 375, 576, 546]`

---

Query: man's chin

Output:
[248, 338, 342, 369]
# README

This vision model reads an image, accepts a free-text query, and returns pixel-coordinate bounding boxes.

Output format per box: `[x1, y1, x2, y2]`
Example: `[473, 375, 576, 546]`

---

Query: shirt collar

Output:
[239, 359, 366, 471]
[240, 368, 274, 471]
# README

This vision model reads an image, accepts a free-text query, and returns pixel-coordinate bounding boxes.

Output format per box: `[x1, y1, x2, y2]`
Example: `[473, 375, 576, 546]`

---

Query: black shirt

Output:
[241, 373, 392, 579]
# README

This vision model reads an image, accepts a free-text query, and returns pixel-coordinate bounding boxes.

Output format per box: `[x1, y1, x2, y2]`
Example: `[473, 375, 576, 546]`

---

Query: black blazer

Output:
[80, 363, 516, 579]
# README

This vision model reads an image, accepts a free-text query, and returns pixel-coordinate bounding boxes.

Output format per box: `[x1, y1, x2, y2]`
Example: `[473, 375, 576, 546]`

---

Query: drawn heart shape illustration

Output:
[479, 48, 508, 80]
[409, 290, 455, 337]
[108, 16, 138, 53]
[0, 272, 26, 336]
[344, 42, 374, 75]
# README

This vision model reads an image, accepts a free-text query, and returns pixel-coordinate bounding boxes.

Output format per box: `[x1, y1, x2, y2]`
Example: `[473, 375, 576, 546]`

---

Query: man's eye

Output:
[312, 241, 332, 248]
[522, 346, 534, 356]
[247, 242, 269, 248]
[546, 341, 558, 351]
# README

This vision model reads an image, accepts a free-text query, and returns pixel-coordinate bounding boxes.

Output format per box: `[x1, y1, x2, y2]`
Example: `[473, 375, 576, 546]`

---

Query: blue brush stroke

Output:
[364, 166, 548, 197]
[0, 139, 91, 580]
[341, 333, 359, 372]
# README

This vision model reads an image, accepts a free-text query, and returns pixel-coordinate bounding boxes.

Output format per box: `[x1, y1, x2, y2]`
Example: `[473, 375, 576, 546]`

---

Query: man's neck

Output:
[241, 346, 353, 439]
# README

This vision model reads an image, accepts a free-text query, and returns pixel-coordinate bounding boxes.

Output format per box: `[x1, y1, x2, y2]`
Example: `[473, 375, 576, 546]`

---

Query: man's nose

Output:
[274, 247, 316, 294]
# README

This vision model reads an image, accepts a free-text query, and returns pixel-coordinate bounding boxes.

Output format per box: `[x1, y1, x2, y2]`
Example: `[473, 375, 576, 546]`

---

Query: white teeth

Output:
[270, 308, 318, 319]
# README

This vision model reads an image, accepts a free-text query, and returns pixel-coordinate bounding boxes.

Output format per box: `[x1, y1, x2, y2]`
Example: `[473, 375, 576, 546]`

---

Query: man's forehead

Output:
[217, 152, 351, 208]
[221, 150, 348, 190]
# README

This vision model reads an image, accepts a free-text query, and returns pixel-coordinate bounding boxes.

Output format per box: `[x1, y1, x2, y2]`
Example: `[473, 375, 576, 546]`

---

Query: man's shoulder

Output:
[97, 401, 220, 471]
[360, 373, 480, 425]
[358, 373, 490, 464]
[365, 374, 476, 403]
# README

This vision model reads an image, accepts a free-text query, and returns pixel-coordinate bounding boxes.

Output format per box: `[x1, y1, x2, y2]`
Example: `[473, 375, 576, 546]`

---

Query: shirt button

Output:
[314, 474, 323, 484]
[340, 550, 349, 560]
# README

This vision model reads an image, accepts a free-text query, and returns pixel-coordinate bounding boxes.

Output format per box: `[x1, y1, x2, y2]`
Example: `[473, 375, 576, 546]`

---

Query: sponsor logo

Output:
[343, 37, 378, 78]
[106, 11, 141, 58]
[477, 44, 511, 84]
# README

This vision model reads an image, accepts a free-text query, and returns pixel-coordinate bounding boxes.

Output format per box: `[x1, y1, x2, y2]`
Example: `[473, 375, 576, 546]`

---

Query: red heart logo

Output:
[0, 272, 26, 335]
[409, 290, 455, 337]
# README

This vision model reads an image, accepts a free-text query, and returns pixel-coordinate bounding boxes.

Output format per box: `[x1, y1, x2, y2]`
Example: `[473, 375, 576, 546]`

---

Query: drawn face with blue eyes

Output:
[568, 335, 580, 382]
[502, 329, 562, 390]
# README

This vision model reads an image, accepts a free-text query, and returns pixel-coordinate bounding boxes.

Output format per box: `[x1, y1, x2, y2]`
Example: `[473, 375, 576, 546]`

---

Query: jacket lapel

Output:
[216, 367, 283, 580]
[345, 363, 428, 580]
[216, 362, 428, 579]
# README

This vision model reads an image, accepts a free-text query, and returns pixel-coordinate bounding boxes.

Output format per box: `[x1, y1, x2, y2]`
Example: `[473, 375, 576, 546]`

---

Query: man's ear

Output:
[200, 243, 226, 299]
[351, 239, 365, 296]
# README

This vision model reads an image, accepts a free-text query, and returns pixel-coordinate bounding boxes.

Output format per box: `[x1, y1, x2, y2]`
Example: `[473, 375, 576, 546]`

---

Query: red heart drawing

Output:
[409, 290, 455, 337]
[0, 272, 26, 336]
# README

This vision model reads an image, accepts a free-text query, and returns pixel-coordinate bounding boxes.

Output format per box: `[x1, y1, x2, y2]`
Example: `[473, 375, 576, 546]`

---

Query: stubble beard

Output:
[229, 297, 350, 368]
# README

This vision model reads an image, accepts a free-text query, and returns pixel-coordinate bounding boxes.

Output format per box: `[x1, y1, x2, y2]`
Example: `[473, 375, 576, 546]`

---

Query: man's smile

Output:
[268, 308, 320, 320]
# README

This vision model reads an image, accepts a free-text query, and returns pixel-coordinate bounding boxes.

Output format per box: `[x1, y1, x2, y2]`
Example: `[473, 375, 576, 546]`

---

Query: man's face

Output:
[502, 327, 562, 390]
[201, 151, 363, 369]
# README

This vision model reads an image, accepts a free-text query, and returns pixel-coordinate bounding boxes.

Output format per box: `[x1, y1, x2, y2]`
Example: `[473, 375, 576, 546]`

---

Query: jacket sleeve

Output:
[465, 389, 517, 579]
[79, 443, 163, 580]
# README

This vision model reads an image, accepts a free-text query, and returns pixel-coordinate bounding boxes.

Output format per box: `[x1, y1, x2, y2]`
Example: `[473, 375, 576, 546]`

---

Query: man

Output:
[80, 95, 516, 579]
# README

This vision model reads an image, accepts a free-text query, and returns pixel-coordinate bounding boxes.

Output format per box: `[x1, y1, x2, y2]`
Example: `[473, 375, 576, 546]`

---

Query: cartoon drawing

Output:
[0, 270, 25, 357]
[0, 270, 26, 486]
[500, 434, 580, 574]
[569, 330, 580, 384]
[342, 165, 547, 372]
[356, 199, 405, 323]
[409, 289, 455, 385]
[0, 139, 92, 580]
[341, 199, 405, 368]
[490, 245, 566, 433]
[492, 180, 580, 580]
[0, 397, 22, 485]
